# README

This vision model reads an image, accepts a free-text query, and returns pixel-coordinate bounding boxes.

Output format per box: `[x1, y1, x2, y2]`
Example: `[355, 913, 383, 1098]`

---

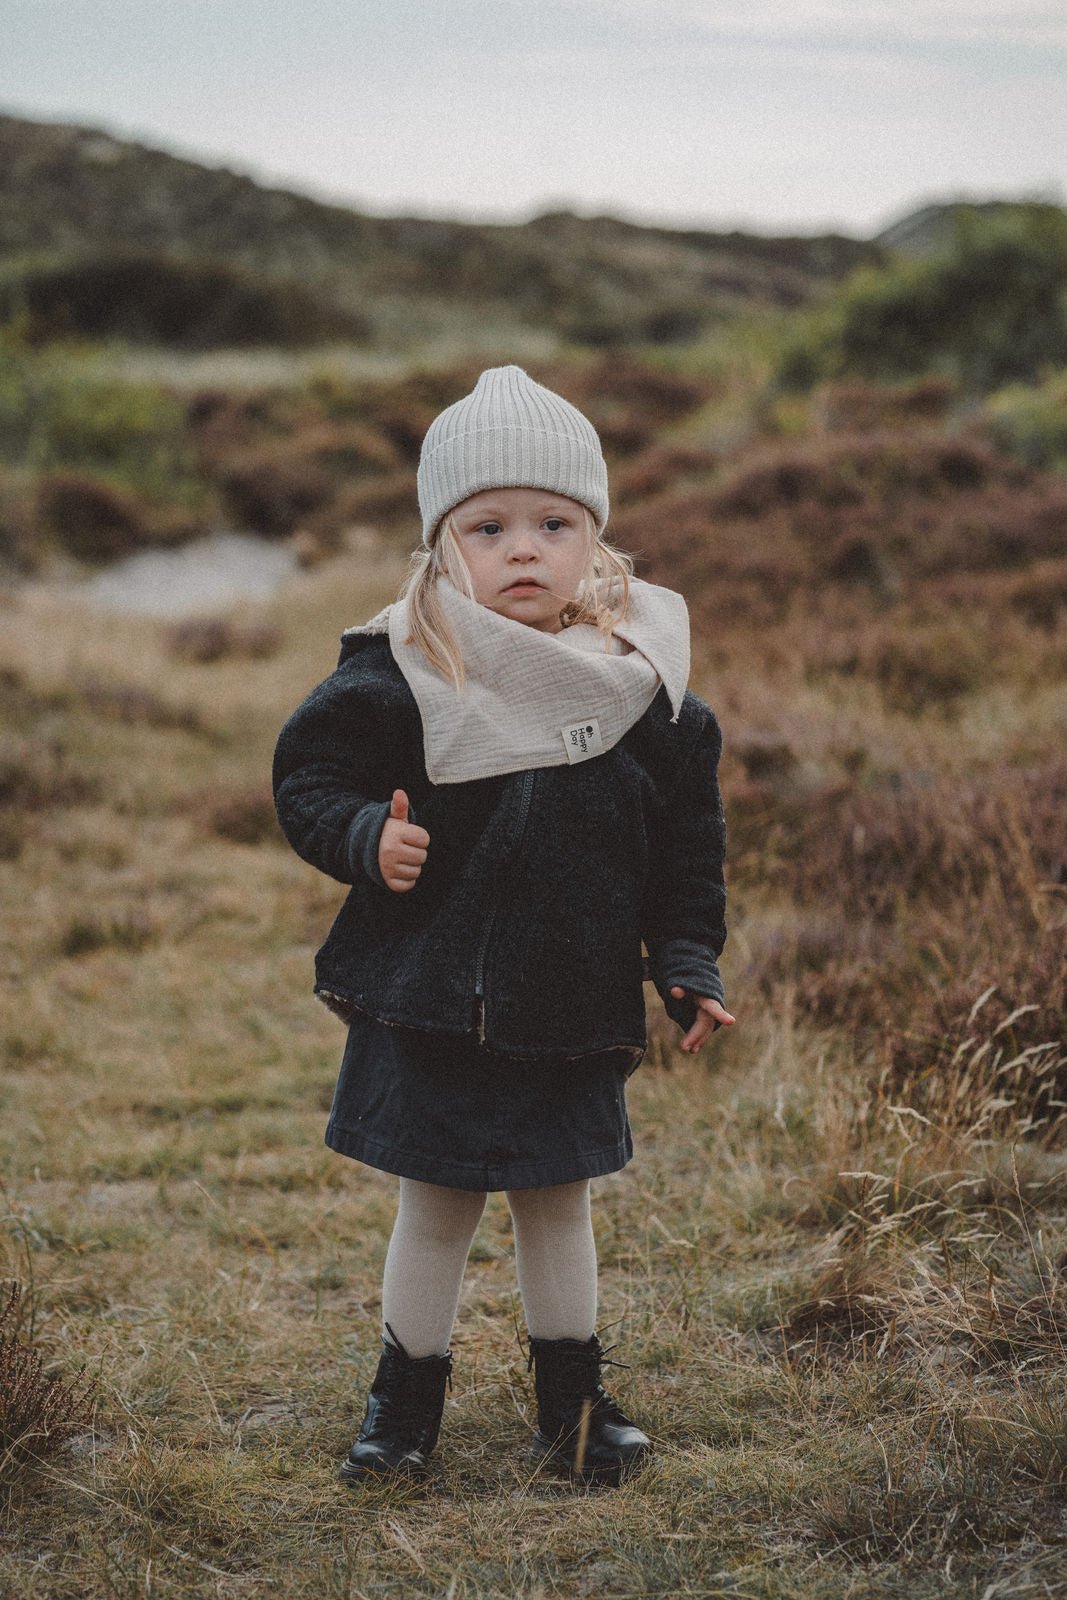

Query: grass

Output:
[2, 407, 1067, 1597]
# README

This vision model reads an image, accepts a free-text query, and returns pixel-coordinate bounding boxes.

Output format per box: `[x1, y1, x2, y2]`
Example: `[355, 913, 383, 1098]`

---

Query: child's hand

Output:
[378, 789, 430, 893]
[670, 988, 736, 1053]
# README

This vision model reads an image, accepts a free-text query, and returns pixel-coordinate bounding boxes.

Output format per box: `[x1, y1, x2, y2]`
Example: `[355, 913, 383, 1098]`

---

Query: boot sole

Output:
[530, 1440, 651, 1488]
[338, 1457, 428, 1486]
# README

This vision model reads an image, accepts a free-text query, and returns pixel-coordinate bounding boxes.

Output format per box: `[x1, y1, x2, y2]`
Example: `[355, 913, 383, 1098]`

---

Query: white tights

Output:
[380, 1177, 598, 1358]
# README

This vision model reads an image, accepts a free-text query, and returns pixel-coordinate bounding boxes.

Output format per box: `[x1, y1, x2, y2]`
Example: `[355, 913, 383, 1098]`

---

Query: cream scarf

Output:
[343, 576, 690, 784]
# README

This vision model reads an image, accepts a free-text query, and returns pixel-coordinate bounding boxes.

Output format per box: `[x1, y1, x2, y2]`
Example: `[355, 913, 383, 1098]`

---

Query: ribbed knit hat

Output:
[417, 365, 609, 543]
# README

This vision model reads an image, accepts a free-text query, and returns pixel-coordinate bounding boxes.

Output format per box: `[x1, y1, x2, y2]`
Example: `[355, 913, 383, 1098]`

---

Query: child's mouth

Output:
[505, 581, 543, 592]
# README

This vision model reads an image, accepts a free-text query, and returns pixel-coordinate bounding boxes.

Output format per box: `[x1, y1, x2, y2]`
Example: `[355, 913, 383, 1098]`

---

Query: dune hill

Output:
[0, 110, 882, 349]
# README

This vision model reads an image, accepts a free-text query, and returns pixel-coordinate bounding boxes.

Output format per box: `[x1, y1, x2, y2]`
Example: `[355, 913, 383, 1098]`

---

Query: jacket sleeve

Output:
[272, 665, 393, 887]
[642, 710, 728, 1031]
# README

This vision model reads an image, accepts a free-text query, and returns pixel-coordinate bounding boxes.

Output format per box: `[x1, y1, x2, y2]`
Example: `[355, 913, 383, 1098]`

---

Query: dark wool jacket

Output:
[272, 631, 727, 1061]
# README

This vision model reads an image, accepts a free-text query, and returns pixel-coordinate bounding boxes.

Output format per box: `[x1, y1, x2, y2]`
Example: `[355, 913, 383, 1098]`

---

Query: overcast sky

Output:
[3, 0, 1065, 235]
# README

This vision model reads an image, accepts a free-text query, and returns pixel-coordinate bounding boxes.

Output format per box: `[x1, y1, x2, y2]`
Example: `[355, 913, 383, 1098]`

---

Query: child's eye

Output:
[543, 518, 566, 532]
[476, 521, 502, 537]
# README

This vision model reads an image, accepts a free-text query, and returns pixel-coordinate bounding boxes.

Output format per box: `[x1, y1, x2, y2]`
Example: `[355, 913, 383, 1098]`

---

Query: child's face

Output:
[448, 488, 590, 633]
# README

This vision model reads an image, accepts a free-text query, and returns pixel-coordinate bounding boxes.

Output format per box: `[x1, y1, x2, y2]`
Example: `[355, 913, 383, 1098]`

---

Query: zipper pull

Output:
[475, 996, 486, 1046]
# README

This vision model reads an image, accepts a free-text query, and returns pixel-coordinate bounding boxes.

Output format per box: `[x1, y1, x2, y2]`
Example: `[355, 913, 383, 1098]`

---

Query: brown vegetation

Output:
[1, 346, 1065, 1596]
[37, 470, 204, 563]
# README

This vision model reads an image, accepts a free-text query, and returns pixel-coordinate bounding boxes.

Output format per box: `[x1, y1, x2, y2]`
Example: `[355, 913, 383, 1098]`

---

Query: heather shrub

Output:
[0, 1284, 96, 1492]
[165, 615, 283, 664]
[723, 745, 1063, 914]
[216, 446, 333, 537]
[788, 758, 1066, 921]
[0, 732, 100, 812]
[341, 366, 487, 459]
[540, 356, 713, 445]
[78, 676, 208, 733]
[814, 374, 958, 432]
[618, 434, 1067, 634]
[316, 468, 420, 536]
[733, 743, 1067, 1103]
[36, 470, 197, 561]
[186, 783, 282, 845]
[612, 443, 718, 508]
[929, 556, 1067, 632]
[709, 433, 1023, 521]
[739, 909, 894, 1032]
[864, 624, 996, 713]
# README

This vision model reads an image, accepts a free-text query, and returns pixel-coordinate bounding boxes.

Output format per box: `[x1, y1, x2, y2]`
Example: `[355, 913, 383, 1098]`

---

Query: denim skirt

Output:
[324, 1010, 637, 1191]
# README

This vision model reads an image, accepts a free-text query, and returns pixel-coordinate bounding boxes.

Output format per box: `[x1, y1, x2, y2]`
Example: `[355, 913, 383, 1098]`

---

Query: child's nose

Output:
[507, 528, 539, 558]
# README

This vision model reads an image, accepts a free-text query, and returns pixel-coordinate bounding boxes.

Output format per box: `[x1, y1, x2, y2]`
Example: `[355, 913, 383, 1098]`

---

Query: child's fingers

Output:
[704, 1000, 735, 1026]
[395, 843, 427, 865]
[671, 987, 736, 1051]
[683, 1013, 722, 1051]
[389, 864, 422, 883]
[378, 807, 428, 892]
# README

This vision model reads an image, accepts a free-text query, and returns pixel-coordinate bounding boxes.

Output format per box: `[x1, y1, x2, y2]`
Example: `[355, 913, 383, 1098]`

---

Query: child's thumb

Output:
[389, 788, 409, 822]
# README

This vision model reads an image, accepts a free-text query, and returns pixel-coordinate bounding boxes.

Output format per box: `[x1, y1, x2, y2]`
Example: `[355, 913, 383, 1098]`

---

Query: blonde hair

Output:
[400, 505, 633, 690]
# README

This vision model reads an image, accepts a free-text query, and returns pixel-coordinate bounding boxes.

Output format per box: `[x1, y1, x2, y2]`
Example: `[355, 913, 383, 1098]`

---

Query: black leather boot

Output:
[527, 1334, 652, 1487]
[339, 1324, 453, 1484]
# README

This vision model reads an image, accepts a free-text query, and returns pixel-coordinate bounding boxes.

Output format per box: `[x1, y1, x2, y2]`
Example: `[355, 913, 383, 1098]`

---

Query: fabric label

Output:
[561, 717, 605, 764]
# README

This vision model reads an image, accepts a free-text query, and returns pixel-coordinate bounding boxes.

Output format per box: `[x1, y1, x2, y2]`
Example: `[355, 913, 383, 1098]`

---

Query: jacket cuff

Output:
[343, 801, 392, 887]
[648, 939, 726, 1031]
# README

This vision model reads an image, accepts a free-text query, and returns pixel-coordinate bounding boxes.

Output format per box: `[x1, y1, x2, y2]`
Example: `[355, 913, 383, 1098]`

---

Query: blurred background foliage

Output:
[0, 114, 1064, 582]
[778, 203, 1067, 393]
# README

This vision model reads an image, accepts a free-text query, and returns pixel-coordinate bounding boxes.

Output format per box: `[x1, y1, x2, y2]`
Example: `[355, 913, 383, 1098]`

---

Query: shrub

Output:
[187, 784, 281, 845]
[165, 616, 282, 664]
[215, 425, 400, 537]
[779, 205, 1067, 393]
[59, 911, 156, 957]
[615, 433, 1067, 633]
[0, 1284, 96, 1491]
[0, 732, 100, 811]
[0, 324, 206, 506]
[791, 759, 1067, 922]
[930, 556, 1067, 632]
[79, 676, 208, 733]
[36, 470, 147, 560]
[612, 443, 718, 508]
[815, 375, 958, 432]
[984, 368, 1067, 472]
[0, 249, 368, 348]
[709, 433, 1022, 520]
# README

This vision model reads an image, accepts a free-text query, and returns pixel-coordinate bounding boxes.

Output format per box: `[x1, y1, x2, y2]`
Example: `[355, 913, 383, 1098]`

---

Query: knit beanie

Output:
[416, 365, 609, 543]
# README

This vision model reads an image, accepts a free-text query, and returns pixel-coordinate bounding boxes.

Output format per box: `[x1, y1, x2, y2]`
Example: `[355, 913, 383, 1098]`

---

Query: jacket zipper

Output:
[473, 770, 535, 1045]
